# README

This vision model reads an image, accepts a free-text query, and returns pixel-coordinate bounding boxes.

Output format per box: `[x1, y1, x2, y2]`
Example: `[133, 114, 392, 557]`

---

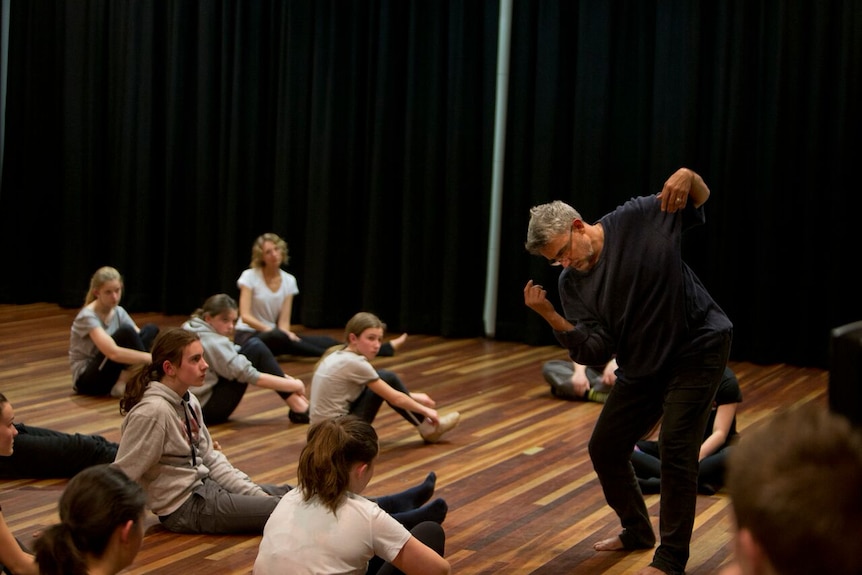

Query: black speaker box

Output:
[828, 320, 862, 427]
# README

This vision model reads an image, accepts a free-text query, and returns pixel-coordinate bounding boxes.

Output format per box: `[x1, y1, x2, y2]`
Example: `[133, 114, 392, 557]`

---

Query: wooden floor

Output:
[0, 303, 828, 574]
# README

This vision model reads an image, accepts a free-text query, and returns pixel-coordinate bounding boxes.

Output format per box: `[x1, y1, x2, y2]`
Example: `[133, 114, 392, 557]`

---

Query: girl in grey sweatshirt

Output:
[182, 294, 308, 424]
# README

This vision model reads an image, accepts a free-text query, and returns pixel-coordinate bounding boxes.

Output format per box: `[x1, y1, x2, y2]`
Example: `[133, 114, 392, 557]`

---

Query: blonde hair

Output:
[250, 233, 289, 268]
[343, 312, 387, 343]
[84, 267, 122, 305]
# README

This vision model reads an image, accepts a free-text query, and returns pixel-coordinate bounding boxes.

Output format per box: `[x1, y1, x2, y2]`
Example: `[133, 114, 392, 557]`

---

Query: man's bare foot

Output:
[593, 536, 625, 551]
[390, 333, 408, 351]
[634, 567, 665, 575]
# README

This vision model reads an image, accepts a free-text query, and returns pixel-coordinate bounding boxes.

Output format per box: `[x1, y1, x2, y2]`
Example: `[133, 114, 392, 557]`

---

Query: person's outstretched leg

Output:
[376, 369, 426, 424]
[386, 498, 447, 530]
[0, 424, 117, 479]
[252, 328, 294, 356]
[159, 480, 281, 534]
[371, 472, 436, 513]
[376, 333, 408, 357]
[285, 334, 341, 357]
[239, 336, 309, 421]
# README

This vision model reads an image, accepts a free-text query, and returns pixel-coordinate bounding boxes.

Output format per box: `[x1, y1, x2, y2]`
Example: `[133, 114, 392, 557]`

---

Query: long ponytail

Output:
[34, 465, 146, 575]
[297, 416, 378, 514]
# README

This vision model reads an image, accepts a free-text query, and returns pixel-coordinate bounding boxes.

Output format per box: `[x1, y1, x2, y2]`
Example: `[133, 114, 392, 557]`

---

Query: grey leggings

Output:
[159, 479, 288, 534]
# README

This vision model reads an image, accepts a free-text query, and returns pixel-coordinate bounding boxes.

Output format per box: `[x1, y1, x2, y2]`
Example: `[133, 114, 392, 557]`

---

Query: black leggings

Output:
[0, 423, 117, 479]
[631, 439, 732, 495]
[201, 336, 296, 424]
[236, 328, 396, 357]
[370, 521, 446, 575]
[74, 323, 159, 396]
[349, 369, 425, 426]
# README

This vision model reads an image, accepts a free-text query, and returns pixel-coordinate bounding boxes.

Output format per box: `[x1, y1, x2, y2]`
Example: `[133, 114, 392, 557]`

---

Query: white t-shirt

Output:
[234, 268, 299, 334]
[253, 489, 411, 575]
[309, 350, 379, 425]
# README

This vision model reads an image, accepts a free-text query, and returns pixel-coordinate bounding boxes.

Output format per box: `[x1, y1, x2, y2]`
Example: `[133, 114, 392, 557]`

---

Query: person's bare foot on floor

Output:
[593, 535, 625, 551]
[634, 567, 665, 575]
[390, 333, 408, 351]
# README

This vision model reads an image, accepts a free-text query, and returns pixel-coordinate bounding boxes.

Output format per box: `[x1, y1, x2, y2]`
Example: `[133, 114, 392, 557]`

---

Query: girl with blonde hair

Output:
[234, 233, 407, 358]
[311, 312, 460, 444]
[69, 266, 159, 396]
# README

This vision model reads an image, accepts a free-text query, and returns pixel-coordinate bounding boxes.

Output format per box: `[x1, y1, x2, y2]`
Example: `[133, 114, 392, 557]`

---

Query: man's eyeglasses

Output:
[549, 226, 574, 267]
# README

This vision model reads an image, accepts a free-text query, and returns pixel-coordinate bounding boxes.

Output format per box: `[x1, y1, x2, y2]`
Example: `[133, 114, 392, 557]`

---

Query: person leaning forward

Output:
[523, 167, 733, 575]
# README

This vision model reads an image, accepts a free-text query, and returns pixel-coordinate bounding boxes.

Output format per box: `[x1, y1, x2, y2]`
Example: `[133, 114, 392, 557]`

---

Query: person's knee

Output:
[242, 337, 275, 363]
[411, 521, 446, 554]
[589, 434, 635, 472]
[588, 435, 612, 468]
[111, 324, 140, 346]
[377, 369, 403, 388]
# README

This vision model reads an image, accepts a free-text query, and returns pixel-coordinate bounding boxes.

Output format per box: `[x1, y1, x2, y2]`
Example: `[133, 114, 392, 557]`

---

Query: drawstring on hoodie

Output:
[181, 392, 198, 467]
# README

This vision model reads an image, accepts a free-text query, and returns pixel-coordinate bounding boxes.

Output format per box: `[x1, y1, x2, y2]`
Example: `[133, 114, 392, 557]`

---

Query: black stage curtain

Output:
[2, 1, 860, 367]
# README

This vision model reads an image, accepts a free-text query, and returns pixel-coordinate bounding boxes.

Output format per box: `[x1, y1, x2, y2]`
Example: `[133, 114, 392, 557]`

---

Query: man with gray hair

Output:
[523, 168, 732, 575]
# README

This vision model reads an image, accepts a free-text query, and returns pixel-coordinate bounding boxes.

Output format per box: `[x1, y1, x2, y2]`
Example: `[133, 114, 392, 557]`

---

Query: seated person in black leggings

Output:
[182, 294, 310, 424]
[254, 416, 450, 575]
[233, 232, 406, 358]
[631, 366, 742, 495]
[69, 267, 158, 396]
[0, 390, 117, 480]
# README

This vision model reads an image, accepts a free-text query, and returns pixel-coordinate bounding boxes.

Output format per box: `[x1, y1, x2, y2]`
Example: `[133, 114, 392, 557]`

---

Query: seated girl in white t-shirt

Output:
[254, 416, 450, 575]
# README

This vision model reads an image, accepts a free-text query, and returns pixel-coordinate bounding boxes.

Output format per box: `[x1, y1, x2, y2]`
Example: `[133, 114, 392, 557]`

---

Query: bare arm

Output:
[276, 294, 298, 339]
[237, 285, 271, 333]
[699, 402, 738, 461]
[367, 379, 437, 424]
[570, 362, 591, 396]
[255, 372, 306, 397]
[390, 535, 451, 575]
[0, 512, 37, 575]
[601, 357, 618, 386]
[89, 326, 151, 365]
[523, 280, 575, 332]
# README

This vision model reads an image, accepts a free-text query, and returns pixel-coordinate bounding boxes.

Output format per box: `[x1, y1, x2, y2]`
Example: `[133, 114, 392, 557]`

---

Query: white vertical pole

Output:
[0, 0, 10, 194]
[483, 0, 513, 338]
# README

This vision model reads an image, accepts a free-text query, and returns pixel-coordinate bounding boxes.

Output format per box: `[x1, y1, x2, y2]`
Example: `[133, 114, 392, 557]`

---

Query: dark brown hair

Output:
[120, 328, 199, 415]
[34, 465, 146, 575]
[192, 293, 238, 319]
[297, 416, 379, 515]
